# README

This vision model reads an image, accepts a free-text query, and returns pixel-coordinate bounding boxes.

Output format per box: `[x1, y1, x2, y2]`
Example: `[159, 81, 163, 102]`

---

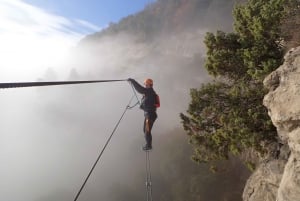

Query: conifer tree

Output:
[181, 0, 297, 170]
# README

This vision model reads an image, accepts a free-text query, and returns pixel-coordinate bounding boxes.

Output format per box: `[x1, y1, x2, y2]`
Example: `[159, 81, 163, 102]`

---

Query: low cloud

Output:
[0, 0, 101, 81]
[0, 1, 238, 201]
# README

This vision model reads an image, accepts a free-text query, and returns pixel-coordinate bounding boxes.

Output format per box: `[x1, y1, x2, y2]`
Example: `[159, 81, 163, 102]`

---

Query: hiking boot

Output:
[142, 144, 152, 151]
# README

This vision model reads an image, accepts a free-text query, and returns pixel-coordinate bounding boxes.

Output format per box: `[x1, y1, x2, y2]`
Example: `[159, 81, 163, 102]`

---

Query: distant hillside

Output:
[57, 1, 252, 201]
[81, 0, 236, 43]
[71, 0, 239, 80]
[66, 0, 239, 128]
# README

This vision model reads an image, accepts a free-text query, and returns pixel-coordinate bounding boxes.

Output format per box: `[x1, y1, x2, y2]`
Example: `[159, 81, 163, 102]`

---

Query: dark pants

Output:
[143, 111, 157, 146]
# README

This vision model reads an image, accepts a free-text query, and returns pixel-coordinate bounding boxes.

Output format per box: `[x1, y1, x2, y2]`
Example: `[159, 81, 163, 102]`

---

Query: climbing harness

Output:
[145, 150, 153, 201]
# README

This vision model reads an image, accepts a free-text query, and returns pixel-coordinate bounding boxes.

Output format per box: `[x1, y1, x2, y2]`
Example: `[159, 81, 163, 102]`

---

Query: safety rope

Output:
[130, 82, 141, 106]
[129, 83, 154, 201]
[73, 94, 137, 201]
[0, 79, 126, 89]
[145, 151, 153, 201]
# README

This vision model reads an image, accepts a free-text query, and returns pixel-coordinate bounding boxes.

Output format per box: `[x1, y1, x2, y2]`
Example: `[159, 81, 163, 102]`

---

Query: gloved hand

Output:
[127, 78, 134, 82]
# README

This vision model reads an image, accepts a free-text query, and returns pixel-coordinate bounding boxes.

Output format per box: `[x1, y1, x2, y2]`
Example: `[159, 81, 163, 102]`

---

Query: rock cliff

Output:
[243, 46, 300, 201]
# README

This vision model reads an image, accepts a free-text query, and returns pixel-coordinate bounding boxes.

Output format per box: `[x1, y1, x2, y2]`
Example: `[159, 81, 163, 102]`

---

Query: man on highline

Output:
[128, 78, 160, 151]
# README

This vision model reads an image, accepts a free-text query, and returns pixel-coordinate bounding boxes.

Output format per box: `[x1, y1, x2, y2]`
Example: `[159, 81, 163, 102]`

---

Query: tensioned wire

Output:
[0, 79, 127, 89]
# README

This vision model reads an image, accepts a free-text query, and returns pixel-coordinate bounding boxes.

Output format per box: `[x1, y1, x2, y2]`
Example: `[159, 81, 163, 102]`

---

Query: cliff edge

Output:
[243, 46, 300, 201]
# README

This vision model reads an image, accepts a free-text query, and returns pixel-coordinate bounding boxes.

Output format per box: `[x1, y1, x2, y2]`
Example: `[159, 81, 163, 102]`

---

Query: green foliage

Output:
[181, 0, 294, 169]
[181, 81, 276, 164]
[204, 31, 245, 79]
[245, 161, 256, 172]
[234, 0, 285, 80]
[205, 0, 286, 81]
[281, 0, 300, 49]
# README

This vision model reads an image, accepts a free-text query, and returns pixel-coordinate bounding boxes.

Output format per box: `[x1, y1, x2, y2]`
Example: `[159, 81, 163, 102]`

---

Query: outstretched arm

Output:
[128, 78, 147, 94]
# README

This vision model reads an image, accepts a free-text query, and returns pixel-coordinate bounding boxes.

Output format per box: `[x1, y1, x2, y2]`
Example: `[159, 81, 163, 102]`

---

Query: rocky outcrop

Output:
[243, 46, 300, 201]
[242, 159, 286, 201]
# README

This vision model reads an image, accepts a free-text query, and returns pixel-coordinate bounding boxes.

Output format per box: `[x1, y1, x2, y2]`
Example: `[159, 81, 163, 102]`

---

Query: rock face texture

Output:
[243, 46, 300, 201]
[242, 159, 287, 201]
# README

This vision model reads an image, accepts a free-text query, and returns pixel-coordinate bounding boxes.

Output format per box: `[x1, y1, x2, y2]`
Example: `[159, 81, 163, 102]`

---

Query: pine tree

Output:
[181, 0, 297, 170]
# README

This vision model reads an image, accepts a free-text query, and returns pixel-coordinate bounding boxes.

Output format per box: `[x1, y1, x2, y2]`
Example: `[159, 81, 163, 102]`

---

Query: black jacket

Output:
[130, 79, 157, 112]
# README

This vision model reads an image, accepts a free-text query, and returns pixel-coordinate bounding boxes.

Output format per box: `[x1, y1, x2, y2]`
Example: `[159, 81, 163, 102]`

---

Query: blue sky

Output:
[23, 0, 152, 31]
[0, 0, 152, 80]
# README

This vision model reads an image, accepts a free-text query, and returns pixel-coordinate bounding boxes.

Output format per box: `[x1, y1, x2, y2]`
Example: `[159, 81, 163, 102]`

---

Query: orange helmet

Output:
[144, 78, 153, 86]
